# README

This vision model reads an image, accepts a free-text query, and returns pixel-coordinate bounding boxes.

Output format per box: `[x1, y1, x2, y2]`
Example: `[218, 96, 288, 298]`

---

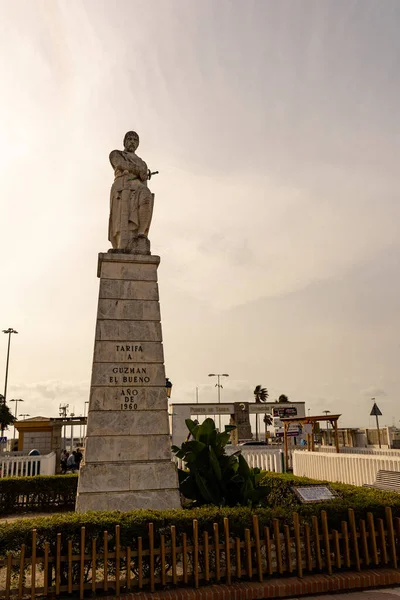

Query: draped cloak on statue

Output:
[108, 149, 154, 248]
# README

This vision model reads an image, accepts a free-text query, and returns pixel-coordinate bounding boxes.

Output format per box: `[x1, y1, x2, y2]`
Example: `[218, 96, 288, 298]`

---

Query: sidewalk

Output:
[290, 588, 400, 599]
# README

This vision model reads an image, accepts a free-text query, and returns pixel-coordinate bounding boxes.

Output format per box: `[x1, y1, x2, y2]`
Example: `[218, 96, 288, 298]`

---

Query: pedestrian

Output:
[67, 451, 76, 472]
[60, 450, 68, 474]
[74, 447, 83, 469]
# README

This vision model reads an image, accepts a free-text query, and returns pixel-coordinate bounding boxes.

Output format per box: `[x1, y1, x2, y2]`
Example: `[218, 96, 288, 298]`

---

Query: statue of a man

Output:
[108, 131, 154, 250]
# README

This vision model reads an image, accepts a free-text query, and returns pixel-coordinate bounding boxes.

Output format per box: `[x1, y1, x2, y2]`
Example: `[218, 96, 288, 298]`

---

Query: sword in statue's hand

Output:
[147, 169, 159, 180]
[127, 169, 159, 182]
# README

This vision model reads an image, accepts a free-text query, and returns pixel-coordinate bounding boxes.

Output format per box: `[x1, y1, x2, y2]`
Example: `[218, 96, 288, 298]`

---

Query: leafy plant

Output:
[0, 402, 16, 435]
[172, 418, 268, 507]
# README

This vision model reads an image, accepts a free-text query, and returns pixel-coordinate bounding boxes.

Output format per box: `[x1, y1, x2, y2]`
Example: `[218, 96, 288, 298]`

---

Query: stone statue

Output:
[109, 131, 154, 252]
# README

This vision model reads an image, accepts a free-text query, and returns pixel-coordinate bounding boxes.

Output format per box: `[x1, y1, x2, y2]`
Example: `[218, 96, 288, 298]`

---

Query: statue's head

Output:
[124, 131, 139, 152]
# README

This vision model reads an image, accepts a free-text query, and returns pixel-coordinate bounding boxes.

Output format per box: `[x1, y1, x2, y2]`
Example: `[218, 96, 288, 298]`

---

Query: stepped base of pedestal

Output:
[76, 460, 181, 511]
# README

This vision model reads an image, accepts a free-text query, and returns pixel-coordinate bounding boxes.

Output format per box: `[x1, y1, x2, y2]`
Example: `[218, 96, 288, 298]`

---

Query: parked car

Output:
[239, 440, 268, 446]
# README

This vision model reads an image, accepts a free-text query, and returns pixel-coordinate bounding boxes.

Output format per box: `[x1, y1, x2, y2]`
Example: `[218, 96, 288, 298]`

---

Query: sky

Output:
[0, 0, 399, 431]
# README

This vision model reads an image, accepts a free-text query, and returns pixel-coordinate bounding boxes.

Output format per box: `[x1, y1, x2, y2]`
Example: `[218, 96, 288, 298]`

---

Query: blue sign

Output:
[0, 437, 7, 443]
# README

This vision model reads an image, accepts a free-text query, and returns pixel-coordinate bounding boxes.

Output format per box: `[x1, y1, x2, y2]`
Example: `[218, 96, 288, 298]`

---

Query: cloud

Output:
[361, 387, 387, 399]
[10, 380, 89, 418]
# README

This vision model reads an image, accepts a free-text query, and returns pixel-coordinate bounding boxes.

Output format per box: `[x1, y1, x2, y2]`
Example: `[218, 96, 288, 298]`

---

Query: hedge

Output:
[259, 471, 400, 525]
[2, 472, 400, 556]
[0, 474, 77, 514]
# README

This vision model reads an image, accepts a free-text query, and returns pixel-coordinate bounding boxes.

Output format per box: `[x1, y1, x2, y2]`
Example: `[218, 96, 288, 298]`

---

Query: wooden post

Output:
[293, 514, 303, 578]
[149, 523, 155, 593]
[333, 419, 340, 453]
[225, 517, 232, 584]
[193, 519, 199, 588]
[252, 515, 263, 582]
[284, 422, 289, 472]
[171, 526, 177, 585]
[214, 523, 221, 581]
[348, 509, 361, 571]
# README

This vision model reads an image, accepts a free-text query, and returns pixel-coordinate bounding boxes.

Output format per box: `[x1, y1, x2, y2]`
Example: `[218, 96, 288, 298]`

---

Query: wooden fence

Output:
[1, 507, 399, 599]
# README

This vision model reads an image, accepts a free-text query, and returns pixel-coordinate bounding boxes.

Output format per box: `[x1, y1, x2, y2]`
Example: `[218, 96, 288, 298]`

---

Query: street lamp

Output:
[9, 398, 23, 444]
[19, 413, 30, 419]
[323, 410, 331, 445]
[2, 328, 18, 403]
[208, 373, 229, 431]
[165, 378, 173, 398]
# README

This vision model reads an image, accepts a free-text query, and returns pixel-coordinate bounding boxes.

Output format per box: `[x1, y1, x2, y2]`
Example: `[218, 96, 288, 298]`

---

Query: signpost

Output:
[370, 399, 383, 448]
[273, 406, 297, 418]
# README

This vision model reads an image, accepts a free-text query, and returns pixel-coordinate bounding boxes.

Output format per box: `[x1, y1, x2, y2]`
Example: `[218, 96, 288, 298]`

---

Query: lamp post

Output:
[2, 328, 18, 403]
[208, 373, 229, 432]
[19, 413, 30, 419]
[165, 378, 173, 399]
[9, 398, 23, 445]
[323, 410, 331, 445]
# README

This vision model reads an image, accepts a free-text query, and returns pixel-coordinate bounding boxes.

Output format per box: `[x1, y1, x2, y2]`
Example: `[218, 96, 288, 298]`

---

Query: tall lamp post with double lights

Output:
[2, 328, 18, 404]
[208, 373, 229, 432]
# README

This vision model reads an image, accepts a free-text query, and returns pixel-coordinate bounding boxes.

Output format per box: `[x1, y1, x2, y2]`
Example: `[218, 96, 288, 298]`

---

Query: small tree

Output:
[254, 385, 269, 441]
[278, 394, 289, 403]
[0, 403, 16, 436]
[172, 418, 268, 507]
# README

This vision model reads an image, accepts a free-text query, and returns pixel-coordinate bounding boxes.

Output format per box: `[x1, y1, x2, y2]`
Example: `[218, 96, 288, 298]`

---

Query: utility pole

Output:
[9, 398, 23, 444]
[208, 373, 229, 431]
[2, 328, 18, 403]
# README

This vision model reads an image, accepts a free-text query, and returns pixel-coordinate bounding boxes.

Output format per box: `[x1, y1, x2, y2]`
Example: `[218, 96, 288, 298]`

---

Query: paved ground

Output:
[290, 587, 400, 599]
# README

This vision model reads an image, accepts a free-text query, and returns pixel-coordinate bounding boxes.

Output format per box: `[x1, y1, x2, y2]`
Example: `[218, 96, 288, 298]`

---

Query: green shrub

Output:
[0, 474, 77, 514]
[259, 471, 400, 527]
[2, 472, 400, 559]
[172, 418, 267, 506]
[0, 505, 288, 558]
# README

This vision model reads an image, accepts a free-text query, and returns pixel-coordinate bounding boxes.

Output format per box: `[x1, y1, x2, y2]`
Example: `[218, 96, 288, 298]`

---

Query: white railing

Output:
[173, 446, 284, 473]
[0, 452, 56, 478]
[318, 446, 400, 456]
[293, 450, 400, 486]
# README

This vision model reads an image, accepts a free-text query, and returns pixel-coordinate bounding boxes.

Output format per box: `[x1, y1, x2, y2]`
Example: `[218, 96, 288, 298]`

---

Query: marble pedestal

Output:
[76, 252, 181, 512]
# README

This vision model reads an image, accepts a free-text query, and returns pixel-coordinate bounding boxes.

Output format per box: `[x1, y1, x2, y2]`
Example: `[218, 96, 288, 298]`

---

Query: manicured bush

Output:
[2, 472, 400, 559]
[2, 472, 400, 556]
[259, 471, 400, 526]
[0, 474, 77, 514]
[0, 505, 288, 558]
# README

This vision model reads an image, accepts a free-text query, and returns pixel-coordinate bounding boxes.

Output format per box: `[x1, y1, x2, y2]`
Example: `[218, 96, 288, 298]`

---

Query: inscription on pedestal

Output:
[92, 363, 164, 386]
[94, 341, 164, 363]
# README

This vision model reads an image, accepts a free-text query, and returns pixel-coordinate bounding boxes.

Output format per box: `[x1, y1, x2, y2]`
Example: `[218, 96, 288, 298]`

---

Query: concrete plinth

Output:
[76, 252, 181, 512]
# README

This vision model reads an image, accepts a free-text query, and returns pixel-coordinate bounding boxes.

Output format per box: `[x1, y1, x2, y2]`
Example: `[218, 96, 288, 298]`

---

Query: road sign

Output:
[370, 403, 382, 416]
[0, 437, 7, 443]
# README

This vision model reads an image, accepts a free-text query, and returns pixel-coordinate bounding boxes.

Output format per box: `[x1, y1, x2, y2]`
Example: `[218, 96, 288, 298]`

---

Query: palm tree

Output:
[0, 403, 16, 436]
[278, 394, 289, 403]
[253, 385, 269, 441]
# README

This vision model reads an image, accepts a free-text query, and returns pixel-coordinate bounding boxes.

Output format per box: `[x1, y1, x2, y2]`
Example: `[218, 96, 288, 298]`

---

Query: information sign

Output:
[294, 485, 338, 504]
[273, 406, 297, 418]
